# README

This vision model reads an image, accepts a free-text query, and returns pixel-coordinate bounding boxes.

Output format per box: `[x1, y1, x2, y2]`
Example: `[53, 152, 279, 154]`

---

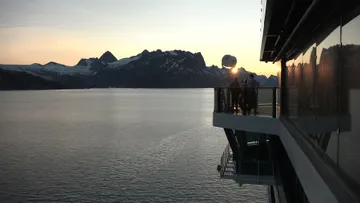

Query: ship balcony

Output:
[218, 139, 275, 186]
[213, 87, 351, 134]
[213, 87, 282, 135]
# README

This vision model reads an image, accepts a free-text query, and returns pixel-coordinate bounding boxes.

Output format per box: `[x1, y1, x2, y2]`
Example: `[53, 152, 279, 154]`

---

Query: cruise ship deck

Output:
[214, 0, 360, 202]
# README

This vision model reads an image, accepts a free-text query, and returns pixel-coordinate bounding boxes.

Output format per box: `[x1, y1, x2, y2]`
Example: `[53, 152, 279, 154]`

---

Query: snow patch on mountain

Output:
[0, 49, 278, 88]
[108, 55, 142, 68]
[77, 58, 97, 66]
[168, 51, 178, 56]
[0, 62, 93, 77]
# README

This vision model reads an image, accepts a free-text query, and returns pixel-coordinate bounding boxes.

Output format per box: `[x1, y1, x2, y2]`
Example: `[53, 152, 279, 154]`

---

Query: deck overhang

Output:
[215, 114, 355, 203]
[223, 174, 275, 186]
[260, 0, 360, 62]
[260, 0, 313, 62]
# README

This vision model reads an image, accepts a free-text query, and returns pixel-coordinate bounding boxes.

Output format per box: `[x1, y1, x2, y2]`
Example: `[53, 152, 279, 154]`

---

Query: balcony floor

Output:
[223, 105, 280, 117]
[213, 111, 283, 135]
[221, 155, 275, 185]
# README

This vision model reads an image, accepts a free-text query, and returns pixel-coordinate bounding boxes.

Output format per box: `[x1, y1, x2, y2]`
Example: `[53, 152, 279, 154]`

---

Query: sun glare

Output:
[231, 68, 238, 74]
[276, 62, 282, 72]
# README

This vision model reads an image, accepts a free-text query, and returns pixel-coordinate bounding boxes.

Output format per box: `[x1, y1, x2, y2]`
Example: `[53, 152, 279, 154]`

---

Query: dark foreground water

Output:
[0, 89, 266, 202]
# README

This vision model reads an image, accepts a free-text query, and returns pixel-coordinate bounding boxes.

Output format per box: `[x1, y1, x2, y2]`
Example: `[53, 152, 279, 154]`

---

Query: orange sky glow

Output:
[0, 0, 279, 77]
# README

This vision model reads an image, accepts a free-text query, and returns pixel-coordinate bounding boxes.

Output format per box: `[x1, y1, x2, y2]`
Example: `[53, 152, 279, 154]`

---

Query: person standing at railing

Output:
[247, 73, 259, 115]
[239, 79, 247, 114]
[230, 77, 241, 114]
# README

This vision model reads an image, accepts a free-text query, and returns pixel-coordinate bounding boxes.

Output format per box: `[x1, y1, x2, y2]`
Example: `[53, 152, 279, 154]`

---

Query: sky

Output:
[0, 0, 278, 76]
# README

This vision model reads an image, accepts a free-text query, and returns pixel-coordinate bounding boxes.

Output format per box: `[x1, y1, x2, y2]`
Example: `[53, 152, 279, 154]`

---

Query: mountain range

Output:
[0, 50, 277, 90]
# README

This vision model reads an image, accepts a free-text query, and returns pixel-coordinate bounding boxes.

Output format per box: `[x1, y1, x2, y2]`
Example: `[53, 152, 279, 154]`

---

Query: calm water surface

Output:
[0, 89, 266, 202]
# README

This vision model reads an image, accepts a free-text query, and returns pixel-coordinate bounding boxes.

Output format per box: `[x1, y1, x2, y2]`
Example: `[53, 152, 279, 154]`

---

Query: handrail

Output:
[214, 86, 279, 89]
[219, 143, 231, 177]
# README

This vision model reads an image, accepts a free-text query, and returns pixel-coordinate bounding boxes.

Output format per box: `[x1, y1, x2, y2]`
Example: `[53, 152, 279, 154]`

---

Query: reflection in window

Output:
[316, 27, 341, 117]
[342, 13, 360, 89]
[286, 60, 297, 117]
[294, 56, 303, 88]
[298, 24, 342, 174]
[299, 44, 316, 117]
[338, 12, 360, 187]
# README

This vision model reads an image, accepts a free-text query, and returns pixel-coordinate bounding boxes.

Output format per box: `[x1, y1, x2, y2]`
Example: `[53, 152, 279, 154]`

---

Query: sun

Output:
[231, 68, 238, 74]
[276, 61, 282, 72]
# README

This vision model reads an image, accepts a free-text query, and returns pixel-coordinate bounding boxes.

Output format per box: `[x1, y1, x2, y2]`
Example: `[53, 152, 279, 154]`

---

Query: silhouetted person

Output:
[239, 79, 247, 114]
[247, 73, 259, 115]
[230, 77, 241, 113]
[243, 78, 247, 86]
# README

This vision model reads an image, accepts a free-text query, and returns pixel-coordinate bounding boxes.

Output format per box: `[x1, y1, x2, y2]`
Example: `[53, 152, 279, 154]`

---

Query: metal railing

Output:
[219, 143, 231, 177]
[214, 87, 279, 118]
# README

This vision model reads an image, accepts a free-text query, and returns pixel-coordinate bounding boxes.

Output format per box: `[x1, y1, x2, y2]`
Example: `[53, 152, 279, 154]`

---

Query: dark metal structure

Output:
[214, 0, 360, 202]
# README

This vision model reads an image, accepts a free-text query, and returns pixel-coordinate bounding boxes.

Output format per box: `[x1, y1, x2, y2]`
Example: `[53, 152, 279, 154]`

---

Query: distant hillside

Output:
[0, 69, 65, 90]
[0, 49, 277, 89]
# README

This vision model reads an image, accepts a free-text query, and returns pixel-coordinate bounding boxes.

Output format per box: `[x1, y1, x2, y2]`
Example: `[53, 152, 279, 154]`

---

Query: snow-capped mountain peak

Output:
[0, 49, 278, 88]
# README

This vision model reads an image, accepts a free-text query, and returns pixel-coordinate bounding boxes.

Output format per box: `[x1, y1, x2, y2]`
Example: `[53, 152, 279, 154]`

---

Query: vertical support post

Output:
[224, 128, 239, 161]
[280, 59, 289, 116]
[272, 87, 277, 118]
[229, 88, 233, 113]
[214, 88, 218, 113]
[214, 88, 222, 113]
[235, 130, 248, 153]
[236, 154, 239, 174]
[224, 88, 230, 113]
[220, 88, 224, 112]
[215, 88, 223, 113]
[257, 160, 260, 184]
[218, 88, 222, 112]
[243, 86, 248, 115]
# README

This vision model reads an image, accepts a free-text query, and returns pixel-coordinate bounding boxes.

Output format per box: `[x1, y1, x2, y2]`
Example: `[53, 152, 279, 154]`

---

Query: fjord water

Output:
[0, 89, 266, 202]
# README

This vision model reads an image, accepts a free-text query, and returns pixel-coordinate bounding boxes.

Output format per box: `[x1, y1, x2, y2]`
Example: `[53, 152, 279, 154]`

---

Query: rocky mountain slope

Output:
[0, 69, 65, 90]
[0, 50, 277, 89]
